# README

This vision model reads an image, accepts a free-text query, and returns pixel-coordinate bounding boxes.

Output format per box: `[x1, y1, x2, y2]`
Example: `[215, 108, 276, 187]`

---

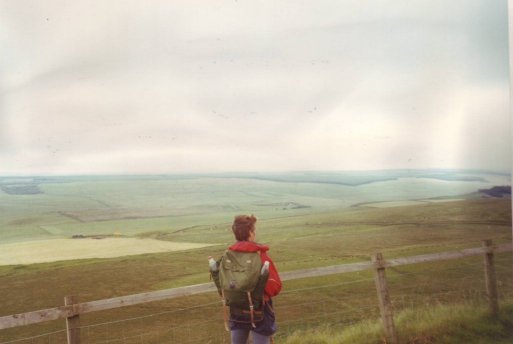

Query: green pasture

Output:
[0, 172, 507, 246]
[0, 176, 345, 243]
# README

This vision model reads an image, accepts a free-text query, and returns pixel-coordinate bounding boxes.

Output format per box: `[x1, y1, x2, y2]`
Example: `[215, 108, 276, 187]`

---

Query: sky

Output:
[0, 0, 511, 175]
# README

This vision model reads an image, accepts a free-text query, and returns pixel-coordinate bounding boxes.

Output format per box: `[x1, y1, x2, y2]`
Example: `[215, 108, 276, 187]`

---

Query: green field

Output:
[0, 171, 511, 343]
[0, 170, 508, 246]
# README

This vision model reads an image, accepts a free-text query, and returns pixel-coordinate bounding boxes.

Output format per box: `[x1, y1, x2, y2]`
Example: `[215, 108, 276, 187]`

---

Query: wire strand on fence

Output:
[77, 300, 221, 331]
[0, 329, 66, 344]
[281, 276, 375, 294]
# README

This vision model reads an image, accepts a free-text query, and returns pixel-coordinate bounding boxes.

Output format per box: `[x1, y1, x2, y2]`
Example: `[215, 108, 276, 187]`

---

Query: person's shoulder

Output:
[228, 240, 267, 252]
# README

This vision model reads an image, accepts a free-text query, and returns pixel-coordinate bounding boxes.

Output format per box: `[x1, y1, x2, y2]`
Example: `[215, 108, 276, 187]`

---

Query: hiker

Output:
[211, 214, 282, 344]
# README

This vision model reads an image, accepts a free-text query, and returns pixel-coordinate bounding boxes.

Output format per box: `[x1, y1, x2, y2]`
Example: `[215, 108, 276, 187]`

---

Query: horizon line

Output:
[0, 168, 511, 178]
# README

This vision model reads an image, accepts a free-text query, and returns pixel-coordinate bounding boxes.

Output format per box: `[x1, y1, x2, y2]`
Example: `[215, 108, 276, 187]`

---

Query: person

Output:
[227, 214, 282, 344]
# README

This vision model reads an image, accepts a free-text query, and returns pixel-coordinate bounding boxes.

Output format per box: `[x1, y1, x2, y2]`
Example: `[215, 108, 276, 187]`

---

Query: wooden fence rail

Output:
[0, 240, 511, 344]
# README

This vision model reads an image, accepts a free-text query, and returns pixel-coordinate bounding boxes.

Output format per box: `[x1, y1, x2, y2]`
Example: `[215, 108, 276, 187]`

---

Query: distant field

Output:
[0, 170, 509, 246]
[359, 198, 465, 208]
[0, 238, 213, 265]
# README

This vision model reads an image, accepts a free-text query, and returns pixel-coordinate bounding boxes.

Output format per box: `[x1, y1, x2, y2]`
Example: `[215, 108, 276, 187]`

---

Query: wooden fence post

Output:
[482, 240, 499, 317]
[372, 252, 398, 344]
[65, 295, 81, 344]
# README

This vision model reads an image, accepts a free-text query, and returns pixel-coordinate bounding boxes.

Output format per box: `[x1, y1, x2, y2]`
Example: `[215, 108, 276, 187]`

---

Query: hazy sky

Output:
[0, 0, 510, 175]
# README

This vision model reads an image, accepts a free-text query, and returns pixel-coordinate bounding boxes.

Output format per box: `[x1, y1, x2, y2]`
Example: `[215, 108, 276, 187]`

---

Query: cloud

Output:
[0, 0, 509, 174]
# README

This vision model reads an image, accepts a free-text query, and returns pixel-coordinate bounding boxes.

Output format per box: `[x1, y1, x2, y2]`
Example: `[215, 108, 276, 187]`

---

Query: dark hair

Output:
[232, 214, 257, 241]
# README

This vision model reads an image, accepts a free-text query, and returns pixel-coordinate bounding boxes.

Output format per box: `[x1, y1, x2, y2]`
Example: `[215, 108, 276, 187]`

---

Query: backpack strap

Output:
[221, 290, 230, 332]
[264, 299, 274, 313]
[246, 291, 256, 328]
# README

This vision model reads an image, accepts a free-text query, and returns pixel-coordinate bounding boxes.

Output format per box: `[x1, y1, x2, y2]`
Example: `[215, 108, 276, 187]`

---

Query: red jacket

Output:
[228, 241, 282, 300]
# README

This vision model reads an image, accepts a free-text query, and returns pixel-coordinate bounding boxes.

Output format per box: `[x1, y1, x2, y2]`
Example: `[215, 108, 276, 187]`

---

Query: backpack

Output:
[211, 250, 269, 330]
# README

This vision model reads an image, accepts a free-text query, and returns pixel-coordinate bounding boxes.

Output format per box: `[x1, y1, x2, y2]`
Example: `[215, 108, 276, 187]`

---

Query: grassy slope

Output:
[282, 302, 513, 344]
[2, 199, 508, 300]
[0, 198, 511, 342]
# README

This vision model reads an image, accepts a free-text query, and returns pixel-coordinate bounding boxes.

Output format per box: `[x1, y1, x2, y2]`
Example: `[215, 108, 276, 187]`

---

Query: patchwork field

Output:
[0, 171, 509, 247]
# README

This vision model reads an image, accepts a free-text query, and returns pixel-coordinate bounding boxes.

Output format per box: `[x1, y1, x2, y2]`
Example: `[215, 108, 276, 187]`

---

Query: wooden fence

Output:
[0, 240, 511, 344]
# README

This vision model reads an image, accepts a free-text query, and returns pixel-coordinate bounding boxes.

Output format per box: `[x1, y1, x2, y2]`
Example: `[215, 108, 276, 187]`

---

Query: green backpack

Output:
[211, 250, 269, 329]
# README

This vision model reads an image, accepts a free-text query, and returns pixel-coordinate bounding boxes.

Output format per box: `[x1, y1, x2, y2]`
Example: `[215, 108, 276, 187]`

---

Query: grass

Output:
[0, 193, 510, 343]
[0, 199, 510, 306]
[281, 301, 513, 343]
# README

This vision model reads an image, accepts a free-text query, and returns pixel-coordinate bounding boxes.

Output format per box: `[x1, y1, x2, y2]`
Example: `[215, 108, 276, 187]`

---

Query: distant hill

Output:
[0, 184, 42, 195]
[478, 186, 511, 198]
[204, 169, 495, 186]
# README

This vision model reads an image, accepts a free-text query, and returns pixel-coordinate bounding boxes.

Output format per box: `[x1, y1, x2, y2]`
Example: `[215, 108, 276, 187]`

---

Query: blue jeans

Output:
[231, 329, 270, 344]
